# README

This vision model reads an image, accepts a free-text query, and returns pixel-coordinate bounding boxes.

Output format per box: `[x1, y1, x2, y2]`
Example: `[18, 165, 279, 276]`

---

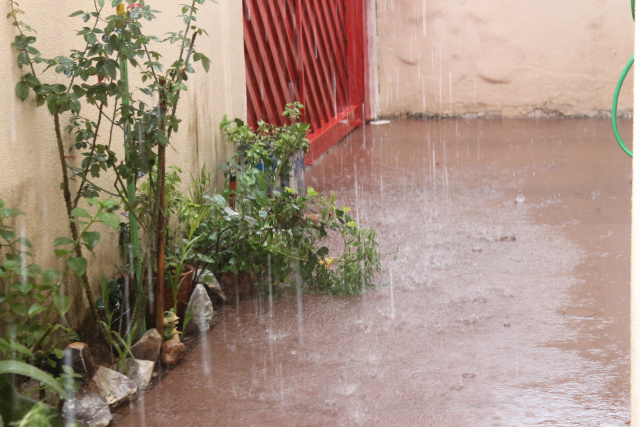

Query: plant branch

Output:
[72, 102, 105, 209]
[55, 112, 110, 345]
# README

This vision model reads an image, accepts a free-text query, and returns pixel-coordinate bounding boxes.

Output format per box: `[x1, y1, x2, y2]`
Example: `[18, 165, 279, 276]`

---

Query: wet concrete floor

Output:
[116, 118, 632, 426]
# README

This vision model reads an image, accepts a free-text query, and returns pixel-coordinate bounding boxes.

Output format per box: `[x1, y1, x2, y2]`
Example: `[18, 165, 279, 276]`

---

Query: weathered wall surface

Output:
[376, 0, 635, 118]
[0, 1, 246, 328]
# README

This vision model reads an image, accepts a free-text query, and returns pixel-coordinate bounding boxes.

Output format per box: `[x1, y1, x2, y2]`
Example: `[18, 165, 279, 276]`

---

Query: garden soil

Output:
[114, 118, 632, 426]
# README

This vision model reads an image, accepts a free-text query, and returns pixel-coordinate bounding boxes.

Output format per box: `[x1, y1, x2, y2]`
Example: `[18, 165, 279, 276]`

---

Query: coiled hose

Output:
[612, 55, 634, 158]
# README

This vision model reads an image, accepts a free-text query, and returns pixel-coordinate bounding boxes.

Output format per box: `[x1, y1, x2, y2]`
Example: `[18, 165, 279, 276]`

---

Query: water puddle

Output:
[114, 118, 631, 426]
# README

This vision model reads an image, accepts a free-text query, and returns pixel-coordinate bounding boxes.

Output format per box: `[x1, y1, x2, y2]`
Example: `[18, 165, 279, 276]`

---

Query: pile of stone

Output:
[61, 283, 215, 427]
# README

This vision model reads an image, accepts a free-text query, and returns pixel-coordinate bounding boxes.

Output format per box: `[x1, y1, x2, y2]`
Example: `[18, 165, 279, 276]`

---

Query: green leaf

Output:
[81, 231, 100, 251]
[11, 302, 27, 317]
[43, 268, 62, 284]
[53, 293, 71, 315]
[46, 93, 58, 115]
[200, 54, 211, 72]
[11, 280, 33, 294]
[211, 194, 227, 207]
[0, 208, 24, 218]
[0, 360, 67, 398]
[3, 259, 18, 272]
[24, 74, 40, 86]
[27, 264, 43, 275]
[8, 341, 33, 357]
[28, 303, 46, 316]
[50, 83, 66, 93]
[97, 0, 105, 8]
[255, 191, 268, 208]
[70, 207, 90, 218]
[104, 60, 117, 80]
[256, 173, 268, 191]
[15, 237, 31, 248]
[15, 81, 29, 101]
[69, 10, 84, 17]
[54, 249, 73, 258]
[633, 0, 636, 20]
[67, 257, 87, 276]
[97, 211, 120, 230]
[54, 236, 75, 247]
[307, 187, 319, 197]
[101, 199, 119, 210]
[0, 229, 14, 242]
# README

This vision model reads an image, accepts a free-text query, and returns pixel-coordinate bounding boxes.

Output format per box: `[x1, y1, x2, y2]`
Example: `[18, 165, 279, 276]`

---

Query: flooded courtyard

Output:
[115, 118, 632, 426]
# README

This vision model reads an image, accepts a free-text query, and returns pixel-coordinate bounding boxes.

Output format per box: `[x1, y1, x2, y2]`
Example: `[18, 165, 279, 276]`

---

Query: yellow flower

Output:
[319, 257, 334, 269]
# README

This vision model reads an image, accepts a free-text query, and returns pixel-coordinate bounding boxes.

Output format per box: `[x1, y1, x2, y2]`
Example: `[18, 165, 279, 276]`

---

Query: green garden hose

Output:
[612, 54, 634, 158]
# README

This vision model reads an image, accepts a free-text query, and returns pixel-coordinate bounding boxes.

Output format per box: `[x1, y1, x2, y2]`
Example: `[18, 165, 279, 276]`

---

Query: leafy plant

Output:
[0, 360, 66, 427]
[8, 0, 218, 341]
[217, 105, 383, 295]
[296, 189, 382, 295]
[0, 196, 119, 421]
[0, 202, 71, 370]
[96, 276, 137, 374]
[221, 102, 310, 192]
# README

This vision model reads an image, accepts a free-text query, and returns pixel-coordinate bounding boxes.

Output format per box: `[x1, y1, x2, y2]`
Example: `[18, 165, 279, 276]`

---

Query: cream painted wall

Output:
[0, 1, 246, 329]
[375, 0, 635, 118]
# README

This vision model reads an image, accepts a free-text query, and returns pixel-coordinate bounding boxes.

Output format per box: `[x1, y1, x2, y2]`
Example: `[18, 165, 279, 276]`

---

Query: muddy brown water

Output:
[115, 118, 632, 427]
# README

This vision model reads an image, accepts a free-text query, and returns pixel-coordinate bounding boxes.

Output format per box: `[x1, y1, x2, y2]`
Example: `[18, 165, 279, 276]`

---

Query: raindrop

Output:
[389, 269, 395, 320]
[449, 71, 452, 115]
[422, 0, 427, 37]
[295, 262, 304, 346]
[439, 43, 442, 114]
[62, 348, 77, 422]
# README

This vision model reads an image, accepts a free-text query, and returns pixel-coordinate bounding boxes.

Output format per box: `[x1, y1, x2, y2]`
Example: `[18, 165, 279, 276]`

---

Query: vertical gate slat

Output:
[244, 0, 367, 165]
[252, 0, 290, 122]
[245, 1, 282, 123]
[315, 1, 348, 112]
[299, 5, 332, 128]
[244, 5, 267, 125]
[256, 0, 298, 118]
[270, 0, 299, 110]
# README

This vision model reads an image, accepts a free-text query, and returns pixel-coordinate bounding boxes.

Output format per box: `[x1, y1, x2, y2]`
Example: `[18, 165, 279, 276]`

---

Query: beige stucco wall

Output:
[0, 1, 246, 329]
[375, 0, 635, 118]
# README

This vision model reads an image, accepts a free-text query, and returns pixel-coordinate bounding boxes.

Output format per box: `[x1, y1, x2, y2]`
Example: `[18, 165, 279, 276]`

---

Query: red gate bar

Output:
[243, 0, 368, 165]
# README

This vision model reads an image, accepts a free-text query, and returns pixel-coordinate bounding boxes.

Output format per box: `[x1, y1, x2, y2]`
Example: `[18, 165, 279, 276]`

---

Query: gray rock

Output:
[64, 342, 97, 384]
[121, 359, 155, 390]
[185, 283, 214, 334]
[62, 390, 112, 427]
[199, 270, 227, 303]
[130, 328, 162, 362]
[88, 366, 137, 409]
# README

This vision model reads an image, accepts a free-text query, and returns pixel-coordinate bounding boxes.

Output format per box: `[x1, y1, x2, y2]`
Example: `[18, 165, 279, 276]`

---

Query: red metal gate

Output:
[243, 0, 367, 165]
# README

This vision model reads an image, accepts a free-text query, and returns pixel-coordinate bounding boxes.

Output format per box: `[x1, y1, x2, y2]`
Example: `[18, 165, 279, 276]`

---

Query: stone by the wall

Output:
[64, 342, 97, 384]
[123, 359, 155, 390]
[62, 390, 112, 427]
[185, 283, 215, 335]
[88, 366, 137, 409]
[130, 328, 162, 362]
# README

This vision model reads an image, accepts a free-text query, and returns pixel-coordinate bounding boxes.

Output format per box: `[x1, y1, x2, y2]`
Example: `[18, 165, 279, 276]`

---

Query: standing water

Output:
[115, 118, 631, 426]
